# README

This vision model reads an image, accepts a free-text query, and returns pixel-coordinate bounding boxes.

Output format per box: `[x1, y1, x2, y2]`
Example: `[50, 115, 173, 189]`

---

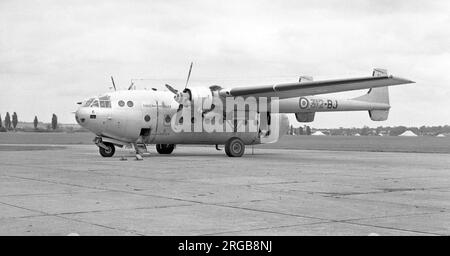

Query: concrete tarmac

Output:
[0, 144, 449, 235]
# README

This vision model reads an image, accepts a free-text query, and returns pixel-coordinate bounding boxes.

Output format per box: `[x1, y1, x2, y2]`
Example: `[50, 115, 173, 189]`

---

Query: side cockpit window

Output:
[99, 95, 111, 108]
[83, 98, 94, 107]
[100, 101, 111, 108]
[90, 100, 99, 108]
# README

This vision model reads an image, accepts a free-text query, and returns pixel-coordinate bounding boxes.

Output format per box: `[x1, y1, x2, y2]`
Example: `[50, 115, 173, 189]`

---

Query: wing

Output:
[219, 69, 414, 99]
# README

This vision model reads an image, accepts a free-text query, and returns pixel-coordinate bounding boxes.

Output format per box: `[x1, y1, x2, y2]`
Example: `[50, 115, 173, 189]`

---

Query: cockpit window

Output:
[98, 95, 111, 108]
[83, 96, 111, 108]
[90, 100, 99, 108]
[100, 101, 111, 108]
[83, 98, 94, 107]
[99, 95, 110, 101]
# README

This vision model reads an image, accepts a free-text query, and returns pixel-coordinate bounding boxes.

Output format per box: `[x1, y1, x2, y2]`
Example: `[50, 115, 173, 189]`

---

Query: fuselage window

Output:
[118, 100, 125, 107]
[127, 101, 134, 107]
[144, 115, 151, 122]
[90, 100, 99, 108]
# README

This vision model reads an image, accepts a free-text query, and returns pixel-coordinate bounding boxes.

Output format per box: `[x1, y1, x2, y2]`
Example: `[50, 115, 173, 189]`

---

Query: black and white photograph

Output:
[0, 0, 449, 242]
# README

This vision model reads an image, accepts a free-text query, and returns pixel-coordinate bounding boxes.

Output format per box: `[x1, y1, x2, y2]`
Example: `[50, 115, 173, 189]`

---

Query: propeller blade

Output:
[185, 62, 193, 89]
[110, 76, 116, 91]
[165, 84, 178, 94]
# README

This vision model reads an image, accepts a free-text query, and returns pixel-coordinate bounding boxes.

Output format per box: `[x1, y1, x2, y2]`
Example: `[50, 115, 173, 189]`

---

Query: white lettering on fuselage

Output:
[169, 96, 279, 135]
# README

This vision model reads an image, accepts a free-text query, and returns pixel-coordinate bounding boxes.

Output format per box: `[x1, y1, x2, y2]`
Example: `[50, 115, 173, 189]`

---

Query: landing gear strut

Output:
[156, 144, 176, 154]
[225, 137, 245, 157]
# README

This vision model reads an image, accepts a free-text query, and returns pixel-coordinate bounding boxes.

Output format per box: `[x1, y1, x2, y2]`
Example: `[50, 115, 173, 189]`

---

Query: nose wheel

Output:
[99, 142, 115, 157]
[156, 144, 175, 154]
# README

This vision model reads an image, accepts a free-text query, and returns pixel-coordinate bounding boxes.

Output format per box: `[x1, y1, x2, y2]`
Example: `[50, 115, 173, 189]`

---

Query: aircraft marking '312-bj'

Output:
[75, 65, 414, 159]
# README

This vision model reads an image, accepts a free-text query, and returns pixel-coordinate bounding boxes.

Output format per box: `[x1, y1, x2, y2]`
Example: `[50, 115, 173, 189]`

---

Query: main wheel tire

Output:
[225, 137, 245, 157]
[99, 142, 115, 157]
[156, 144, 175, 154]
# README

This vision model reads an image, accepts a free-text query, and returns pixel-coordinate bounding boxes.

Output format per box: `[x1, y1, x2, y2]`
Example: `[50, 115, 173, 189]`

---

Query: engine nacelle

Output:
[184, 87, 214, 110]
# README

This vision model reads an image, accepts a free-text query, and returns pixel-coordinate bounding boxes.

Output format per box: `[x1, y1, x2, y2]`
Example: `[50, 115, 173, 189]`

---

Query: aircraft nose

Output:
[75, 108, 88, 126]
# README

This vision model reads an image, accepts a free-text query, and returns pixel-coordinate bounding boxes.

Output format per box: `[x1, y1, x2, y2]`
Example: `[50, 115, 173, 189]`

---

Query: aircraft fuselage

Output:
[75, 90, 290, 146]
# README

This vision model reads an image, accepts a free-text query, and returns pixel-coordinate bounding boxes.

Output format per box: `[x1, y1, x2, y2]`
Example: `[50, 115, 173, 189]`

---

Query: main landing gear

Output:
[95, 136, 246, 158]
[225, 137, 245, 157]
[156, 144, 175, 154]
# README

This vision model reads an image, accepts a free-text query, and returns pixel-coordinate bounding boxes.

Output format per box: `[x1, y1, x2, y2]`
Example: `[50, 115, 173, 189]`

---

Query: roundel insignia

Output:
[299, 97, 309, 109]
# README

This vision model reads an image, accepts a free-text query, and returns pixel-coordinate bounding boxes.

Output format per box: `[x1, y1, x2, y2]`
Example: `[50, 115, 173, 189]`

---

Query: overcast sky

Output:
[1, 0, 449, 128]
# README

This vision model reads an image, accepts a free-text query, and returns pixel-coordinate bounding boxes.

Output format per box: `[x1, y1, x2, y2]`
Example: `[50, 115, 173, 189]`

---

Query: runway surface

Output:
[0, 144, 449, 235]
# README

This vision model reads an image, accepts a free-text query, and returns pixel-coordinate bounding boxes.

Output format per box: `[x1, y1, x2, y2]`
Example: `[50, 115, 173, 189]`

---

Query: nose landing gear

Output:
[98, 142, 115, 157]
[94, 137, 116, 157]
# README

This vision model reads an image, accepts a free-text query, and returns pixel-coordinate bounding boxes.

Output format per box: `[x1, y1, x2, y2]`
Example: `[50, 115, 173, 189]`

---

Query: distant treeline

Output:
[0, 112, 87, 132]
[1, 111, 448, 136]
[289, 125, 450, 136]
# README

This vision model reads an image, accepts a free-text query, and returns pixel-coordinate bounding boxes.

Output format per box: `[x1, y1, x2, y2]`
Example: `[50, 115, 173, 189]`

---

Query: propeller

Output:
[165, 83, 178, 94]
[110, 76, 117, 91]
[185, 61, 193, 89]
[165, 62, 194, 107]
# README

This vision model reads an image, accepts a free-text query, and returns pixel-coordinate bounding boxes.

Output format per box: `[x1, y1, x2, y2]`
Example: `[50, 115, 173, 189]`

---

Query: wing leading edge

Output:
[219, 70, 414, 99]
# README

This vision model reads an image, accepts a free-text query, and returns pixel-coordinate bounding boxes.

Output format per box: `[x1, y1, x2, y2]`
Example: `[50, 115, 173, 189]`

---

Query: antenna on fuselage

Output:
[110, 76, 117, 91]
[127, 80, 135, 90]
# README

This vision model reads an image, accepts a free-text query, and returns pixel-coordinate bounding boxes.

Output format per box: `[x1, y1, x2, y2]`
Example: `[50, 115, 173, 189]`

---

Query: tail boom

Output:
[278, 90, 391, 122]
[278, 93, 390, 113]
[278, 68, 398, 122]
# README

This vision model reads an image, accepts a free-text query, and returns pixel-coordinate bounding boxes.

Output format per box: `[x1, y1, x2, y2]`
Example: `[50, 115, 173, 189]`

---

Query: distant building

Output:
[311, 131, 326, 136]
[399, 130, 417, 136]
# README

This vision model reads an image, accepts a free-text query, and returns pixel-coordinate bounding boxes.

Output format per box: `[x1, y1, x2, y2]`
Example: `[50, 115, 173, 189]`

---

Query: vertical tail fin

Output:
[353, 86, 390, 105]
[352, 68, 391, 121]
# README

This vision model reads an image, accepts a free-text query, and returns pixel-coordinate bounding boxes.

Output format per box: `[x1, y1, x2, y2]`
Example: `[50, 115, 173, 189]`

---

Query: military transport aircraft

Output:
[75, 66, 413, 158]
